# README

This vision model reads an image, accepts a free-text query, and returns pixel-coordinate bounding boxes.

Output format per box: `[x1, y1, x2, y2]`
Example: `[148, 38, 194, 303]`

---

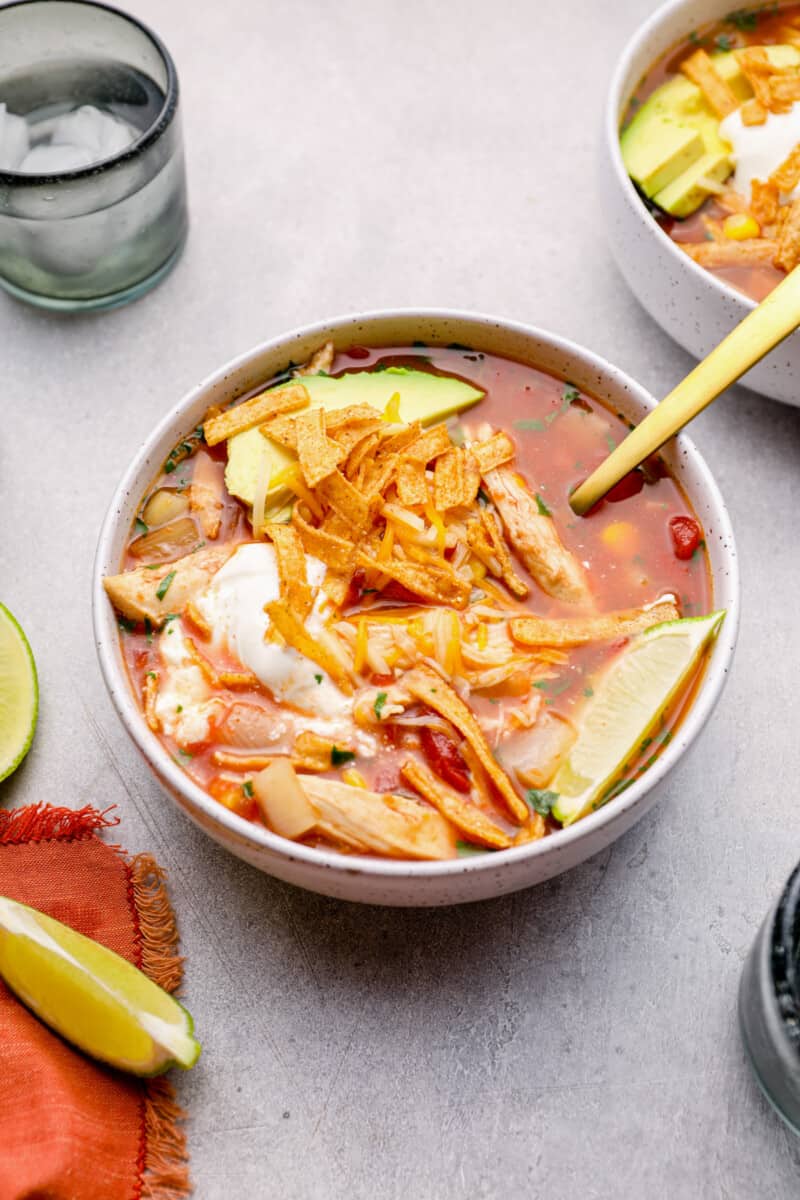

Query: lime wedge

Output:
[551, 611, 726, 826]
[0, 895, 201, 1075]
[0, 604, 38, 782]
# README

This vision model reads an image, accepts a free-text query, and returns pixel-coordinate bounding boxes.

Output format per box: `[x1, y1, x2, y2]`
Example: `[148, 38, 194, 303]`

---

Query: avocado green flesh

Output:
[225, 368, 484, 517]
[621, 46, 800, 217]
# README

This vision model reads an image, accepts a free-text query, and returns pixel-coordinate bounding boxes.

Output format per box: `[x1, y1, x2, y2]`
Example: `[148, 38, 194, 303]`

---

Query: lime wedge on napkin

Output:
[0, 604, 38, 782]
[551, 611, 726, 826]
[0, 895, 201, 1075]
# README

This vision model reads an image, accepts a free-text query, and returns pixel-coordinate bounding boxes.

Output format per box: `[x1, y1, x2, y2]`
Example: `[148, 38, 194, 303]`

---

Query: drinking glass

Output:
[0, 0, 188, 310]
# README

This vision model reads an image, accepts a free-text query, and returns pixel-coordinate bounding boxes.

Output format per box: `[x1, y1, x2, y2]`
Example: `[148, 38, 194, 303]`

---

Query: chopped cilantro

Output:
[176, 704, 183, 713]
[535, 493, 551, 517]
[597, 778, 633, 807]
[604, 432, 616, 453]
[242, 780, 254, 798]
[164, 424, 204, 475]
[331, 746, 356, 766]
[562, 385, 580, 403]
[361, 588, 378, 594]
[373, 691, 388, 719]
[477, 487, 491, 504]
[177, 749, 193, 760]
[134, 517, 148, 536]
[314, 673, 323, 684]
[514, 418, 545, 432]
[456, 840, 488, 857]
[118, 616, 135, 634]
[715, 32, 734, 51]
[660, 730, 673, 746]
[526, 789, 559, 816]
[726, 9, 757, 30]
[146, 670, 157, 680]
[583, 686, 594, 698]
[144, 617, 153, 644]
[534, 677, 571, 698]
[688, 29, 701, 44]
[640, 736, 653, 753]
[156, 570, 176, 601]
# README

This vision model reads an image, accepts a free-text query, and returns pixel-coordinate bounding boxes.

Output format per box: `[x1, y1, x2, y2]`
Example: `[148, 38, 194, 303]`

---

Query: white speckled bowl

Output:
[93, 310, 739, 906]
[602, 0, 800, 406]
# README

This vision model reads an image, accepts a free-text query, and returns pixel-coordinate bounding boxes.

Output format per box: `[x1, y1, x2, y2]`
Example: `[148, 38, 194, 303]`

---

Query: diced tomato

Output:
[419, 728, 471, 793]
[606, 469, 644, 503]
[344, 345, 371, 359]
[669, 515, 702, 561]
[208, 777, 257, 820]
[370, 673, 394, 687]
[343, 569, 366, 609]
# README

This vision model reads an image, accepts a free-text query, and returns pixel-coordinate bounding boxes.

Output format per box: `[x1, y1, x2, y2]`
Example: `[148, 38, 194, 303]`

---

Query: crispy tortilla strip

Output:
[396, 458, 429, 506]
[184, 635, 260, 690]
[434, 447, 481, 510]
[741, 97, 767, 126]
[322, 570, 354, 607]
[403, 664, 528, 823]
[680, 49, 738, 117]
[259, 413, 298, 449]
[317, 469, 372, 532]
[404, 423, 452, 464]
[325, 404, 384, 433]
[509, 599, 680, 648]
[775, 196, 800, 272]
[188, 482, 222, 539]
[356, 551, 471, 609]
[204, 383, 309, 446]
[514, 818, 547, 845]
[377, 422, 423, 460]
[482, 467, 591, 606]
[294, 340, 334, 376]
[212, 750, 273, 771]
[470, 431, 515, 474]
[104, 546, 233, 626]
[400, 758, 512, 849]
[143, 672, 160, 732]
[292, 506, 357, 573]
[295, 407, 345, 487]
[735, 48, 774, 109]
[266, 523, 313, 619]
[683, 238, 779, 268]
[293, 731, 342, 771]
[360, 456, 398, 499]
[467, 509, 529, 599]
[345, 429, 383, 480]
[771, 143, 800, 193]
[300, 776, 456, 860]
[750, 178, 779, 225]
[770, 75, 800, 108]
[265, 599, 354, 694]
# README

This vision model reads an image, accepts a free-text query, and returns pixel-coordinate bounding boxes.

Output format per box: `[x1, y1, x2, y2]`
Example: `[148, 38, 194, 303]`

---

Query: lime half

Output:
[0, 895, 201, 1075]
[0, 604, 38, 783]
[551, 611, 726, 826]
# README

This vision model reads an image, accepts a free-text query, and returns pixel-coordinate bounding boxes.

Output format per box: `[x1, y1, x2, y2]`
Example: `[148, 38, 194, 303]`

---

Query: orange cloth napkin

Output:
[0, 804, 191, 1200]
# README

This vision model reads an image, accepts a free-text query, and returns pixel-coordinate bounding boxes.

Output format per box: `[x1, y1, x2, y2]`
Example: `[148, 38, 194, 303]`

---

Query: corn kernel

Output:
[723, 213, 760, 241]
[601, 521, 638, 555]
[342, 767, 367, 788]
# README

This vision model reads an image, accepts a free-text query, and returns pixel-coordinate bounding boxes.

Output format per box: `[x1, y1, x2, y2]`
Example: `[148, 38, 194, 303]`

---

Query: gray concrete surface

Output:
[3, 0, 800, 1195]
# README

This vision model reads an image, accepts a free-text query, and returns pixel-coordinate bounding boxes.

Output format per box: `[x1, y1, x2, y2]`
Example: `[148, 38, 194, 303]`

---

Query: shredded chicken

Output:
[482, 466, 591, 606]
[103, 546, 233, 626]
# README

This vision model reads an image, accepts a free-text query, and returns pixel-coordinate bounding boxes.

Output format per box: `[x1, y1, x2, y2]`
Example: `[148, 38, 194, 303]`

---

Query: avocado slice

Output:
[225, 367, 484, 518]
[621, 45, 800, 218]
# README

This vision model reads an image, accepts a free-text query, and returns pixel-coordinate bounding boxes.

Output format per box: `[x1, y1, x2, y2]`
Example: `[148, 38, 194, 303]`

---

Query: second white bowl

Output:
[601, 0, 800, 406]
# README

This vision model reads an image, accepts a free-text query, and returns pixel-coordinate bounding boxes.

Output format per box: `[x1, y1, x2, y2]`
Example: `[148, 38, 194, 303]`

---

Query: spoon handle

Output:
[570, 265, 800, 515]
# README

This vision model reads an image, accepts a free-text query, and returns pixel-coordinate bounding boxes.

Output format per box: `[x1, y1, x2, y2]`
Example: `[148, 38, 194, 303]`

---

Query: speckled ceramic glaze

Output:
[602, 0, 800, 406]
[93, 310, 740, 906]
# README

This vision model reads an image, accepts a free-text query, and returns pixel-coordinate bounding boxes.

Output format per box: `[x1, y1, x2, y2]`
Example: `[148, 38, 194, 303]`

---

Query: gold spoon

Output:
[569, 265, 800, 515]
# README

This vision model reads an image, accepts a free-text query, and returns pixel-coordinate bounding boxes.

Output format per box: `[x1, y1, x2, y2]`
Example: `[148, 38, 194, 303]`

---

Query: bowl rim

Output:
[605, 0, 760, 316]
[92, 307, 740, 882]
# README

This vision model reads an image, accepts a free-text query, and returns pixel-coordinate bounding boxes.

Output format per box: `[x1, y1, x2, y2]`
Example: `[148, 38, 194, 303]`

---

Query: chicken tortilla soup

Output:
[104, 342, 723, 861]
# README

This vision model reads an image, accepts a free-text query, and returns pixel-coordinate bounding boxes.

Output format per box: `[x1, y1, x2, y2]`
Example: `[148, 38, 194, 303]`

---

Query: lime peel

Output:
[0, 603, 38, 783]
[551, 610, 726, 826]
[0, 895, 200, 1076]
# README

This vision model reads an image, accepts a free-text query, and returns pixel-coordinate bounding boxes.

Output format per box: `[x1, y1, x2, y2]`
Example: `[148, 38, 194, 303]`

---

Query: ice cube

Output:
[0, 103, 30, 171]
[18, 142, 95, 174]
[51, 104, 134, 161]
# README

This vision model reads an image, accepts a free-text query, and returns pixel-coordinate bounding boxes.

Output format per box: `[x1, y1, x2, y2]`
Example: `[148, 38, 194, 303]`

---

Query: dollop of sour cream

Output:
[720, 103, 800, 202]
[194, 542, 351, 720]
